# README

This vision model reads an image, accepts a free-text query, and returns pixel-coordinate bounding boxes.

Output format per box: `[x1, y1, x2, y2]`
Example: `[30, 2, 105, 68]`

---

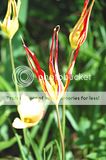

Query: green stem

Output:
[9, 39, 19, 104]
[55, 104, 65, 160]
[62, 97, 66, 138]
[15, 133, 27, 160]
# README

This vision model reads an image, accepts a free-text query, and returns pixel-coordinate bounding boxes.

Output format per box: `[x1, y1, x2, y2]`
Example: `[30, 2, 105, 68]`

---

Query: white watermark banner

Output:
[0, 92, 106, 105]
[12, 66, 92, 88]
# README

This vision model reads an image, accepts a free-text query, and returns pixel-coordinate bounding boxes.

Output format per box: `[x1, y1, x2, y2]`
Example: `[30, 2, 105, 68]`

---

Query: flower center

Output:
[23, 115, 41, 123]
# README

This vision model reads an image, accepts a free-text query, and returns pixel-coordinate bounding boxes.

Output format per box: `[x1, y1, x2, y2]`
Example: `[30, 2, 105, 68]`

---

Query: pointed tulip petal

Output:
[54, 26, 64, 93]
[49, 25, 64, 99]
[69, 0, 95, 49]
[81, 0, 89, 17]
[23, 43, 51, 96]
[49, 27, 56, 79]
[23, 44, 45, 78]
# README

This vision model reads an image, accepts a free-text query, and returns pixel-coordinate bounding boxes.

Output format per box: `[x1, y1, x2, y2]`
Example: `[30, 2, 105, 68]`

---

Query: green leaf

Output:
[66, 151, 74, 160]
[0, 125, 8, 140]
[15, 133, 27, 160]
[99, 130, 106, 138]
[97, 118, 106, 126]
[0, 137, 17, 151]
[30, 125, 40, 139]
[19, 0, 28, 24]
[66, 110, 79, 131]
[27, 130, 42, 160]
[0, 76, 13, 91]
[100, 25, 106, 46]
[44, 139, 61, 160]
[47, 146, 53, 160]
[39, 113, 54, 151]
[79, 117, 91, 133]
[0, 110, 11, 126]
[86, 152, 97, 159]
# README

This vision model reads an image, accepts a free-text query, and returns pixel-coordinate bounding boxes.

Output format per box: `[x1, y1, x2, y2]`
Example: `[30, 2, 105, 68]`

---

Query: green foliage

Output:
[0, 137, 17, 151]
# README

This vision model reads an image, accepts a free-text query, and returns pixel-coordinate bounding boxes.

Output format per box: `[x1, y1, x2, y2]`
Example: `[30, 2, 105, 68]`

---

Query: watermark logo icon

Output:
[12, 66, 34, 87]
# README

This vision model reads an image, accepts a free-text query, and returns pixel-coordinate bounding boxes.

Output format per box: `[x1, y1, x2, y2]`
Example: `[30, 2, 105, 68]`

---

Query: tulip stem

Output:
[9, 39, 19, 104]
[55, 104, 65, 160]
[62, 97, 66, 139]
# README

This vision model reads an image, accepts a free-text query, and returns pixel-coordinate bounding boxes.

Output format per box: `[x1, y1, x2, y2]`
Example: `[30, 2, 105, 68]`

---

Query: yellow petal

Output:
[0, 0, 21, 39]
[12, 117, 41, 129]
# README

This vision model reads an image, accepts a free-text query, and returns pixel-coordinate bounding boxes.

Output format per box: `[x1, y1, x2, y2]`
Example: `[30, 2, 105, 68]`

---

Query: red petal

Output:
[81, 0, 89, 17]
[24, 44, 44, 78]
[49, 28, 56, 79]
[49, 25, 63, 94]
[79, 0, 95, 47]
[54, 26, 63, 93]
[23, 44, 51, 97]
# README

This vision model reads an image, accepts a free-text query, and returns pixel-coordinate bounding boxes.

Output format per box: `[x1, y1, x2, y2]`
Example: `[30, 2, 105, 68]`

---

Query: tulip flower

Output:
[12, 94, 45, 129]
[23, 25, 76, 105]
[0, 0, 21, 39]
[69, 0, 95, 49]
[23, 26, 65, 105]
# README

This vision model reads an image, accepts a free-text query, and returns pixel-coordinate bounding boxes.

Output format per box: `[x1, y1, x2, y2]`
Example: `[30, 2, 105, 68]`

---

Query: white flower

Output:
[12, 94, 45, 129]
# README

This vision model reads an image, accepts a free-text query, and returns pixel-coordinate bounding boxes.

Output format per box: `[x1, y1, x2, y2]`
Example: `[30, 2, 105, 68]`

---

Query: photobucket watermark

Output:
[12, 66, 91, 88]
[12, 66, 34, 87]
[39, 73, 91, 81]
[0, 92, 106, 106]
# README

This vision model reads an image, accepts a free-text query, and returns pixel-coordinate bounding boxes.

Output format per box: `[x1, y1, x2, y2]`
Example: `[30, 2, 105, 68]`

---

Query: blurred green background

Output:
[0, 0, 106, 159]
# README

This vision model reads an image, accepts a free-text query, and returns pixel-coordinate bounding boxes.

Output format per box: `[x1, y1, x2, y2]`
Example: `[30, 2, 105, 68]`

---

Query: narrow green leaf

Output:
[100, 25, 106, 46]
[39, 113, 54, 151]
[0, 137, 17, 151]
[19, 0, 28, 24]
[0, 76, 13, 91]
[47, 146, 53, 160]
[30, 125, 40, 139]
[66, 110, 79, 131]
[0, 110, 11, 126]
[15, 133, 27, 160]
[44, 141, 54, 151]
[23, 129, 30, 148]
[44, 139, 61, 160]
[43, 148, 46, 160]
[54, 140, 61, 160]
[27, 130, 42, 160]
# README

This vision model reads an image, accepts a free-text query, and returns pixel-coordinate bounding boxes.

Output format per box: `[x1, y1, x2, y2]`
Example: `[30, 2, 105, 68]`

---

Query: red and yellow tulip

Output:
[23, 26, 64, 105]
[69, 0, 95, 49]
[66, 0, 95, 87]
[23, 26, 79, 105]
